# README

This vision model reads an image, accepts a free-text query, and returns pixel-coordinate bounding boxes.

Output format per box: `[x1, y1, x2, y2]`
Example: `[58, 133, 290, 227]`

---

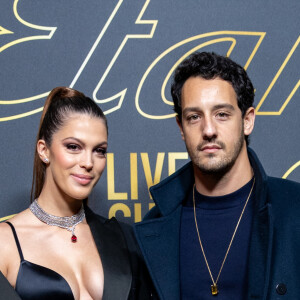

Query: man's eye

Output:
[187, 115, 199, 121]
[217, 112, 229, 119]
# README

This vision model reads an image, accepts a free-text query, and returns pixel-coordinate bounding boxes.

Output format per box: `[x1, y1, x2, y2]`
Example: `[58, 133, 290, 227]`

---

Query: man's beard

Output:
[187, 127, 245, 175]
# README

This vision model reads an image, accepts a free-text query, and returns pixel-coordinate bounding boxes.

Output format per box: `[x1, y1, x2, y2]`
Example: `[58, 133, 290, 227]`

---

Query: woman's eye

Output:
[66, 144, 80, 151]
[95, 148, 107, 157]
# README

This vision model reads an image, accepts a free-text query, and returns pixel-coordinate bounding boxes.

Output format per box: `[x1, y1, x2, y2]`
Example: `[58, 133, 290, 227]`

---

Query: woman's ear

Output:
[37, 139, 50, 164]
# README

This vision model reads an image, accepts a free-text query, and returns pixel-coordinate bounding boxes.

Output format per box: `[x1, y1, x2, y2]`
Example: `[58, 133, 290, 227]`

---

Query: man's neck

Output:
[194, 147, 253, 196]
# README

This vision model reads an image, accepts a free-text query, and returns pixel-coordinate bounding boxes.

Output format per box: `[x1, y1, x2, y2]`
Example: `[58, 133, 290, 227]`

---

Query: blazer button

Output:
[276, 283, 287, 295]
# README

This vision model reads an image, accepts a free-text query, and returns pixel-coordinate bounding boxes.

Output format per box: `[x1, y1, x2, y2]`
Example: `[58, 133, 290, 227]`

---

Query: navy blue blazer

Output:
[135, 148, 300, 300]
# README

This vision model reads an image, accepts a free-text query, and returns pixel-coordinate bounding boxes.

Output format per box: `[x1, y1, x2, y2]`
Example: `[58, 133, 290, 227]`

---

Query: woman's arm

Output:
[0, 222, 22, 300]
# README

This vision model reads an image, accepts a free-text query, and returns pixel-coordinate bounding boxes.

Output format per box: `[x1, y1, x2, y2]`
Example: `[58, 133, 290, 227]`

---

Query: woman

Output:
[0, 87, 152, 300]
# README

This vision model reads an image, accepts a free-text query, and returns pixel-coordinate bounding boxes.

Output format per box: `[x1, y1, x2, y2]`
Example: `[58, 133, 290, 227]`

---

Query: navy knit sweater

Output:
[180, 178, 254, 299]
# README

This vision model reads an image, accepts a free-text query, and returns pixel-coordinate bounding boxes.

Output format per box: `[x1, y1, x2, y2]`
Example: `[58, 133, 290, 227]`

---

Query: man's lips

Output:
[200, 144, 222, 153]
[71, 174, 94, 185]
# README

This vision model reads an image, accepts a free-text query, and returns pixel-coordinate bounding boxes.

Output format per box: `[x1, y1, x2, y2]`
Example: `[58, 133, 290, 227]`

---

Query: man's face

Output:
[178, 76, 254, 175]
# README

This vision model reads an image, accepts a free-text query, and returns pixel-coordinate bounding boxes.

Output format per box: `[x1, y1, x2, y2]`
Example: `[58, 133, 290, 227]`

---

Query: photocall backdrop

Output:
[0, 0, 299, 224]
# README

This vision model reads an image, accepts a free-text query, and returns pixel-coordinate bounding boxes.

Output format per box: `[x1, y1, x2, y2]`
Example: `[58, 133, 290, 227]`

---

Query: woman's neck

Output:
[37, 188, 83, 217]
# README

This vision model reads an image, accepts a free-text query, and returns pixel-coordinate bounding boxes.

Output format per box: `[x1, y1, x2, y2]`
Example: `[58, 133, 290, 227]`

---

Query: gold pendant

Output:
[211, 284, 218, 295]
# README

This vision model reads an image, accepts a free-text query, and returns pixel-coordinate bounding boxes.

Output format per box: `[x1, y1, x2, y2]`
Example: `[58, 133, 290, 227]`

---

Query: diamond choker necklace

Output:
[29, 199, 85, 243]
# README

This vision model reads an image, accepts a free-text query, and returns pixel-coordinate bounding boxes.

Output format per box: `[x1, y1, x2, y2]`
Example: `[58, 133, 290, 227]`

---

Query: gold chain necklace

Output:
[193, 178, 255, 296]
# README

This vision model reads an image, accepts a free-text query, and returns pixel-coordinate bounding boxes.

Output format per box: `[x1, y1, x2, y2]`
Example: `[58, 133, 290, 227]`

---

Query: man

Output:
[134, 52, 300, 299]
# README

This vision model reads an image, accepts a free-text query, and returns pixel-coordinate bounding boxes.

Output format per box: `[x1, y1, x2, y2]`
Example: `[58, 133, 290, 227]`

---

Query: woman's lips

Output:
[71, 174, 94, 185]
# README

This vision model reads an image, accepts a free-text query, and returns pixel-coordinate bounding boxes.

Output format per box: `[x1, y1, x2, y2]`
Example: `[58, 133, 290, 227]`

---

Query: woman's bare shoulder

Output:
[0, 210, 35, 272]
[0, 221, 14, 242]
[0, 209, 33, 243]
[0, 210, 32, 281]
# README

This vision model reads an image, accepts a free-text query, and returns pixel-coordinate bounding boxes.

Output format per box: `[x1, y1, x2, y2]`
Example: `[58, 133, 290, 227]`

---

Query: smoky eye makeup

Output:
[65, 143, 81, 151]
[95, 147, 107, 157]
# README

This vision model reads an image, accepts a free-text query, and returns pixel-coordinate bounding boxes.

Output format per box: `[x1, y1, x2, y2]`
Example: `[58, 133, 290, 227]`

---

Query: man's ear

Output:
[176, 116, 185, 141]
[37, 139, 50, 164]
[243, 107, 255, 136]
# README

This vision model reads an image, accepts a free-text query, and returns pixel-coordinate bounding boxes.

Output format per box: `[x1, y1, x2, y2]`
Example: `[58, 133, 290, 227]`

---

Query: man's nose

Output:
[202, 117, 217, 140]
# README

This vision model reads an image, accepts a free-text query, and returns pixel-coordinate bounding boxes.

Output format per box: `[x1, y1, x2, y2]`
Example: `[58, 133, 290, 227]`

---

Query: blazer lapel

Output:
[135, 206, 182, 300]
[247, 149, 274, 300]
[248, 203, 274, 300]
[85, 207, 132, 300]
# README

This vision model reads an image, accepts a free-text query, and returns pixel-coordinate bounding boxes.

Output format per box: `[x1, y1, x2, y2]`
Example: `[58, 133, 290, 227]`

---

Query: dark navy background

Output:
[0, 0, 299, 223]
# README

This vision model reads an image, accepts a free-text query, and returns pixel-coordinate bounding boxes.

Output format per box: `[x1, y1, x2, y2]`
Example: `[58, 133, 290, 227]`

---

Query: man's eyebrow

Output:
[182, 107, 201, 115]
[182, 104, 235, 115]
[212, 104, 235, 111]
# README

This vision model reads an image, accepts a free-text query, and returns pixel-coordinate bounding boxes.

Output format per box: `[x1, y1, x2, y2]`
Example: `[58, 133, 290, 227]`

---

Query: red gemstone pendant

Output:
[71, 234, 77, 243]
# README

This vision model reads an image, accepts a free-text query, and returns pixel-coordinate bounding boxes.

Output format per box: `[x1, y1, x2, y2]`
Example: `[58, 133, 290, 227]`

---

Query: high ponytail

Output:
[31, 87, 107, 202]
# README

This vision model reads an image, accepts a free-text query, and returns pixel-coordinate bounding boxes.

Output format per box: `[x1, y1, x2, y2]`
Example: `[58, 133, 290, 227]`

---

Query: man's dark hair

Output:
[171, 52, 255, 144]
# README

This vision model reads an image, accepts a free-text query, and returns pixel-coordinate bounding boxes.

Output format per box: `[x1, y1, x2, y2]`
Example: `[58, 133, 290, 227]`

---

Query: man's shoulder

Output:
[266, 176, 300, 214]
[267, 176, 300, 195]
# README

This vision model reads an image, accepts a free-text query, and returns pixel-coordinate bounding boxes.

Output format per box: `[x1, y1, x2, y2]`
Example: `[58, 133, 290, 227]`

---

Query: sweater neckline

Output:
[184, 177, 254, 210]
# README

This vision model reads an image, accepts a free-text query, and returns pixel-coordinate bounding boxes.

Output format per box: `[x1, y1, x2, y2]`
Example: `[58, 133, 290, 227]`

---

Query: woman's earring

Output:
[44, 158, 49, 164]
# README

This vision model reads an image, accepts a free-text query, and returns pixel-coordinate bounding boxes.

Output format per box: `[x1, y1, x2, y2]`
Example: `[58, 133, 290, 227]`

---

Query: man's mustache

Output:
[196, 140, 226, 151]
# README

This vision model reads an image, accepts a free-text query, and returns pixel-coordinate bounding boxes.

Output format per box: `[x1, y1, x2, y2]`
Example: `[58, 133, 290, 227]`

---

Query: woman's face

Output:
[42, 113, 108, 201]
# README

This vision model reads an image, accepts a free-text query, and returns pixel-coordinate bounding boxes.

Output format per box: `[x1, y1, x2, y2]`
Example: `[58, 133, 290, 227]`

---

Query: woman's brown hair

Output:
[31, 87, 107, 201]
